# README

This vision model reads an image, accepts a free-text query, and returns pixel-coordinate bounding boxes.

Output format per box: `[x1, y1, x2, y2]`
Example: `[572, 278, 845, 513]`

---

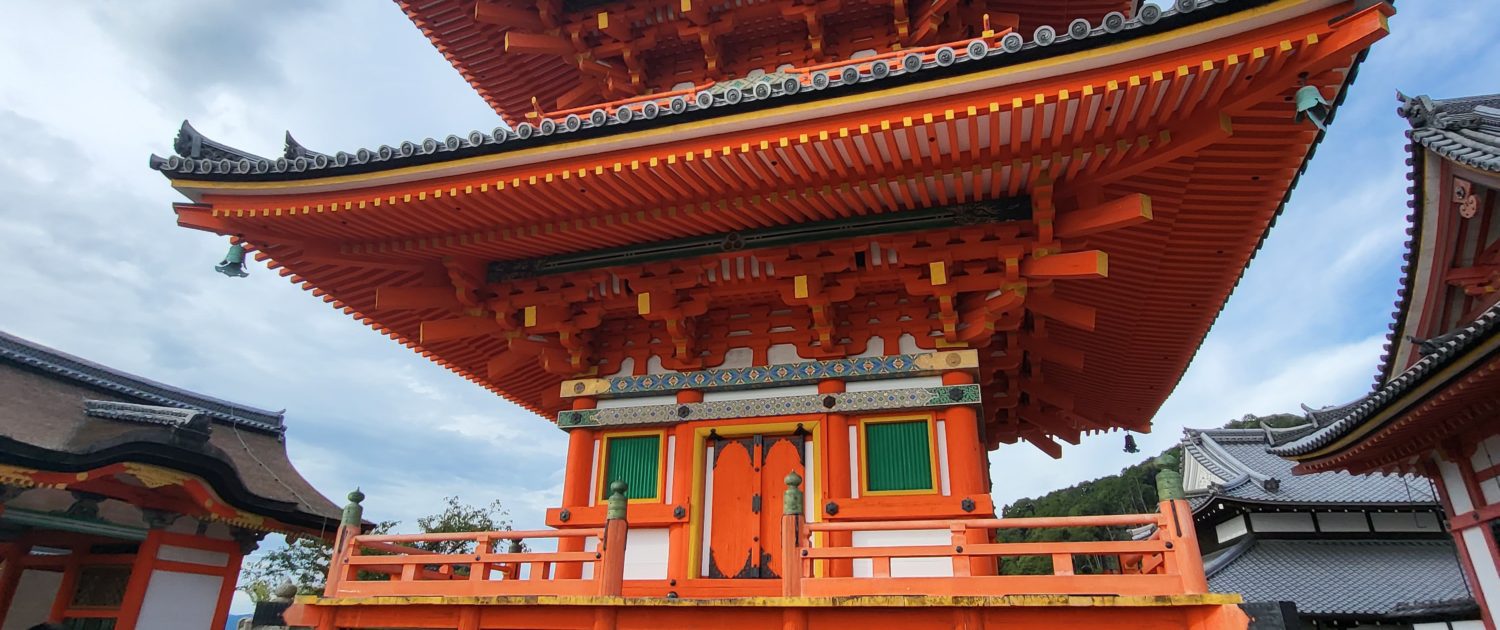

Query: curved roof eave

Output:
[152, 0, 1345, 201]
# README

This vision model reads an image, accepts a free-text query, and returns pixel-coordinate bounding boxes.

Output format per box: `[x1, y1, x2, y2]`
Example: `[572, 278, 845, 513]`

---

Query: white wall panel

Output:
[157, 544, 230, 567]
[1370, 512, 1440, 533]
[1215, 515, 1248, 543]
[1315, 512, 1369, 533]
[136, 570, 223, 630]
[623, 528, 671, 580]
[2, 569, 62, 630]
[1248, 512, 1314, 533]
[851, 530, 952, 578]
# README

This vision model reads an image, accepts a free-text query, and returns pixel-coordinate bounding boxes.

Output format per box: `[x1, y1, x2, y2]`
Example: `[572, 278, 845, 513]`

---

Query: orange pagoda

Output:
[149, 0, 1393, 628]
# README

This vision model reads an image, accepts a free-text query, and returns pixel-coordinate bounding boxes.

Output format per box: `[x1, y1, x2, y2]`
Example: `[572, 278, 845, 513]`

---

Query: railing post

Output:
[598, 480, 629, 596]
[470, 534, 491, 583]
[949, 523, 971, 577]
[1155, 452, 1208, 593]
[324, 488, 364, 597]
[782, 471, 805, 597]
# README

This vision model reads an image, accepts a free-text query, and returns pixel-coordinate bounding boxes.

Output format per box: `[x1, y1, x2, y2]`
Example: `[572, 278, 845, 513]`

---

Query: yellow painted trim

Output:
[929, 261, 947, 286]
[170, 0, 1323, 196]
[689, 419, 821, 579]
[856, 413, 940, 496]
[597, 429, 667, 504]
[1292, 333, 1500, 461]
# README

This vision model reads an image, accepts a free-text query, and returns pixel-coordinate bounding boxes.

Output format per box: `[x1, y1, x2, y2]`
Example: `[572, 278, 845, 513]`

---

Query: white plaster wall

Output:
[1215, 515, 1248, 543]
[1413, 620, 1486, 630]
[1461, 526, 1500, 627]
[1437, 457, 1475, 512]
[720, 347, 754, 368]
[703, 384, 818, 402]
[135, 570, 224, 630]
[2, 569, 62, 630]
[1248, 512, 1315, 533]
[158, 544, 230, 567]
[1315, 512, 1370, 533]
[851, 337, 883, 358]
[597, 394, 677, 409]
[844, 376, 942, 392]
[935, 419, 951, 496]
[622, 528, 670, 580]
[767, 343, 802, 365]
[1182, 457, 1225, 492]
[851, 530, 952, 578]
[1370, 512, 1441, 533]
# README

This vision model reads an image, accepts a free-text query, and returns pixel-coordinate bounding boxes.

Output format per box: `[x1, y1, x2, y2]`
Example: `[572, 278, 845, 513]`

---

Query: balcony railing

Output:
[319, 477, 1207, 600]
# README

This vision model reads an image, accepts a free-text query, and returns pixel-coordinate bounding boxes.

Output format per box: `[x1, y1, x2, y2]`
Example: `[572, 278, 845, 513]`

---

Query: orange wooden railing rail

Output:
[321, 485, 631, 599]
[784, 499, 1209, 598]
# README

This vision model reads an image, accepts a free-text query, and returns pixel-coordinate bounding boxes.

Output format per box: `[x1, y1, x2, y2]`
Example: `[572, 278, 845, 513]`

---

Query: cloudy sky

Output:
[1, 1, 1497, 614]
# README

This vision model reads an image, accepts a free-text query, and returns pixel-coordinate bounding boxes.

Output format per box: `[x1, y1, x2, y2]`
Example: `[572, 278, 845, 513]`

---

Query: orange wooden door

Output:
[706, 432, 807, 579]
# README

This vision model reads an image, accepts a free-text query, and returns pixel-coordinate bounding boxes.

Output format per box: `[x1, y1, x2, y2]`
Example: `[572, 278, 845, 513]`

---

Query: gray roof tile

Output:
[1183, 428, 1433, 506]
[0, 330, 283, 433]
[1207, 539, 1472, 617]
[1269, 300, 1500, 458]
[1400, 93, 1500, 172]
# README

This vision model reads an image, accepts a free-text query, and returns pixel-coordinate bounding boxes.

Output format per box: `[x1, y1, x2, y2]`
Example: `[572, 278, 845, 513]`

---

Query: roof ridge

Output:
[1270, 300, 1500, 457]
[0, 330, 285, 433]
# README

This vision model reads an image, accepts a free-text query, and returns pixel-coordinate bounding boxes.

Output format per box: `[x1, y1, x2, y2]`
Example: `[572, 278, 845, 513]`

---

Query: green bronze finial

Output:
[341, 488, 365, 527]
[783, 471, 804, 516]
[607, 480, 629, 520]
[1154, 452, 1185, 501]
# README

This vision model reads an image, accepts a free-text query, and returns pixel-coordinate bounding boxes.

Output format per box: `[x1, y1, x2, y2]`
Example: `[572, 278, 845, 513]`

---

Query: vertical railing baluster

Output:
[324, 489, 364, 597]
[598, 481, 629, 596]
[782, 472, 805, 597]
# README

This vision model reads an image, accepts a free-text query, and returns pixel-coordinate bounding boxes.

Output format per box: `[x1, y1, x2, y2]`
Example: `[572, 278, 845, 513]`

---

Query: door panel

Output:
[704, 432, 807, 579]
[707, 438, 758, 578]
[757, 435, 805, 578]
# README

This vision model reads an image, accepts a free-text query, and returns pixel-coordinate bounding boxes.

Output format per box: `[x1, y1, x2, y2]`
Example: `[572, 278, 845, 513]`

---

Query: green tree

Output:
[239, 496, 511, 598]
[992, 411, 1307, 575]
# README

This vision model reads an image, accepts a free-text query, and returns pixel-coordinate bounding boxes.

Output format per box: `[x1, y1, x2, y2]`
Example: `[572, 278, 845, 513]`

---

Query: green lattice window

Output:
[864, 419, 934, 493]
[602, 434, 661, 500]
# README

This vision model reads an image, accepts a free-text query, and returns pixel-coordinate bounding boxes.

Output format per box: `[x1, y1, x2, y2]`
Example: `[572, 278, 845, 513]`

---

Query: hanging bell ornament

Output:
[1123, 433, 1139, 454]
[215, 243, 249, 278]
[1293, 85, 1331, 131]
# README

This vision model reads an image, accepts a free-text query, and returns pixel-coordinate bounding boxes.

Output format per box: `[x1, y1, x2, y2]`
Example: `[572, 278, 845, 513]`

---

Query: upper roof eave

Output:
[152, 0, 1354, 200]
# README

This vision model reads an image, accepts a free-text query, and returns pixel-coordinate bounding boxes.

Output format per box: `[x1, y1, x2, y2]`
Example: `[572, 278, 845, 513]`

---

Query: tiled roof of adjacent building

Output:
[1205, 539, 1472, 618]
[1267, 300, 1500, 458]
[0, 330, 284, 433]
[1399, 92, 1500, 173]
[0, 330, 340, 531]
[1182, 427, 1433, 508]
[1374, 92, 1500, 387]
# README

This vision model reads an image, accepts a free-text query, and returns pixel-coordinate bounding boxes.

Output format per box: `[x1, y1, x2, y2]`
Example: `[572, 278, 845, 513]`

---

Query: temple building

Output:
[0, 331, 341, 630]
[1183, 426, 1480, 629]
[147, 0, 1395, 628]
[1270, 92, 1500, 629]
